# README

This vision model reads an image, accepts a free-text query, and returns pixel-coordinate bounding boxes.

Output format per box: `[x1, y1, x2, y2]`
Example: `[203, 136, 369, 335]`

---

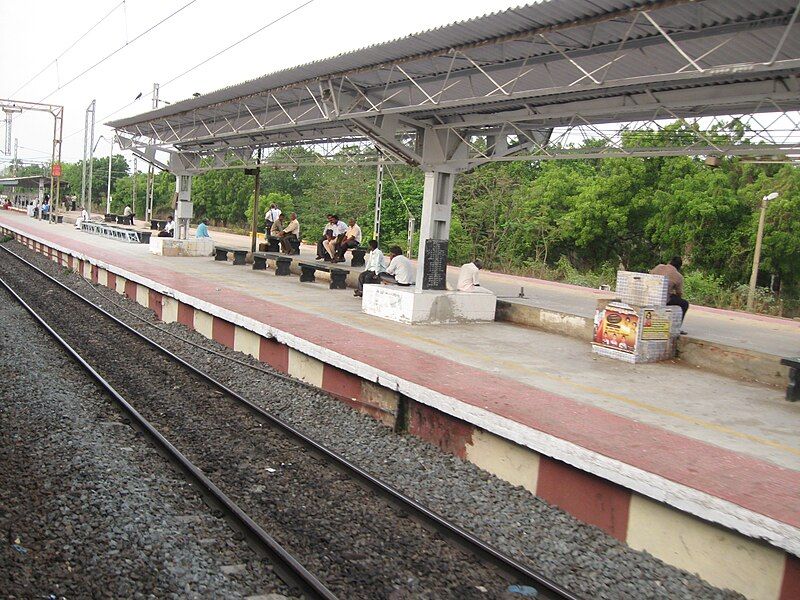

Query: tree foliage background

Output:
[5, 130, 798, 314]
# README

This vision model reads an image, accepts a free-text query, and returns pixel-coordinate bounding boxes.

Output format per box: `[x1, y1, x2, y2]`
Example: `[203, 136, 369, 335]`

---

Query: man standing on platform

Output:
[354, 239, 385, 297]
[265, 203, 281, 235]
[651, 256, 689, 331]
[123, 204, 134, 225]
[380, 245, 414, 287]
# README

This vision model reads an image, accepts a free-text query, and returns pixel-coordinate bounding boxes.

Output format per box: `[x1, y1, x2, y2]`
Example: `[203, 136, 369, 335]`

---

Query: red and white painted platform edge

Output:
[2, 215, 799, 559]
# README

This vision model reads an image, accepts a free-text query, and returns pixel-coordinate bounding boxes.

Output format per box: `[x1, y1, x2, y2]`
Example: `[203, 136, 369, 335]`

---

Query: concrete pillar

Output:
[414, 170, 454, 291]
[174, 173, 193, 240]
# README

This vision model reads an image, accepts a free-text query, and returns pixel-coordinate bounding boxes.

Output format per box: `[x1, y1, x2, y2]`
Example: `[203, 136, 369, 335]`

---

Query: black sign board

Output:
[423, 239, 448, 290]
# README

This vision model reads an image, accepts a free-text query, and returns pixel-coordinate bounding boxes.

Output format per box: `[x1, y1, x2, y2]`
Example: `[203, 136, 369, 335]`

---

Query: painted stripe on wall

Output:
[124, 279, 137, 301]
[161, 296, 179, 323]
[780, 554, 800, 600]
[287, 348, 324, 387]
[536, 456, 631, 542]
[135, 284, 149, 308]
[259, 337, 289, 373]
[233, 327, 261, 359]
[91, 264, 99, 284]
[322, 364, 362, 401]
[626, 494, 784, 600]
[107, 271, 116, 291]
[177, 301, 194, 329]
[212, 317, 235, 348]
[149, 289, 163, 321]
[194, 310, 213, 339]
[97, 267, 108, 287]
[466, 428, 539, 494]
[406, 399, 473, 459]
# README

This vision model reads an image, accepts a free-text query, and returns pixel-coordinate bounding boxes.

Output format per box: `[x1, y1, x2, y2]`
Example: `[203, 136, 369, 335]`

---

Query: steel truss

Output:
[111, 0, 800, 173]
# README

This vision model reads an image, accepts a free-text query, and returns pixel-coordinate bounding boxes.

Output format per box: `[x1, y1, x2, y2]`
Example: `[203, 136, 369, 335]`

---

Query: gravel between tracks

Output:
[4, 240, 744, 600]
[0, 270, 294, 599]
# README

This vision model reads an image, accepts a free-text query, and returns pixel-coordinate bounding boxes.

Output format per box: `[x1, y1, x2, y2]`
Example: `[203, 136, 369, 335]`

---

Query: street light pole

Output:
[747, 192, 778, 311]
[106, 138, 113, 213]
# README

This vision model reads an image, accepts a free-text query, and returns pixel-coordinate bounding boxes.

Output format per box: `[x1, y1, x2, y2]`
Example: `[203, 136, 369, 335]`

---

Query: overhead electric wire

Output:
[39, 0, 200, 102]
[10, 1, 125, 97]
[63, 0, 316, 142]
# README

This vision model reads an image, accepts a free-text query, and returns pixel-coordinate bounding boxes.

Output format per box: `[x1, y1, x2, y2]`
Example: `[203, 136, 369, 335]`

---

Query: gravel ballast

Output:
[0, 267, 293, 599]
[2, 240, 745, 599]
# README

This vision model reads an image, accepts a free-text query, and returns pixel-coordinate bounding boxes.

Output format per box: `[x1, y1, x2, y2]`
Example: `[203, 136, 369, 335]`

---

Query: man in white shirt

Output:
[335, 218, 362, 262]
[380, 245, 414, 286]
[354, 239, 385, 297]
[322, 215, 348, 261]
[457, 259, 490, 292]
[265, 203, 281, 234]
[158, 215, 175, 237]
[123, 205, 134, 225]
[75, 206, 90, 229]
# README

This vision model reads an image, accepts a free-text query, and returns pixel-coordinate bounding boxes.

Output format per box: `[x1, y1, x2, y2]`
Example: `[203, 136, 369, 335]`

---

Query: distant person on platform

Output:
[195, 219, 211, 238]
[123, 204, 134, 225]
[354, 239, 386, 297]
[380, 245, 414, 287]
[158, 215, 175, 237]
[335, 218, 362, 262]
[265, 203, 281, 235]
[269, 214, 284, 238]
[41, 197, 50, 215]
[457, 259, 491, 292]
[279, 212, 300, 254]
[317, 214, 336, 260]
[651, 256, 688, 331]
[75, 206, 90, 229]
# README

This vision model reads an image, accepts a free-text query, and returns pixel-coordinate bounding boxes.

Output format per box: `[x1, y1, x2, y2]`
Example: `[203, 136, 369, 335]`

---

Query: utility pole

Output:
[373, 154, 384, 245]
[12, 138, 17, 176]
[145, 83, 159, 222]
[249, 148, 263, 253]
[106, 137, 113, 213]
[747, 192, 778, 311]
[132, 157, 137, 215]
[81, 99, 96, 216]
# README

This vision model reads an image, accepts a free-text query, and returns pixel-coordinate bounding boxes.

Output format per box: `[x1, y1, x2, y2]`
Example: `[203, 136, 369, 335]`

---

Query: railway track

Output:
[0, 243, 580, 600]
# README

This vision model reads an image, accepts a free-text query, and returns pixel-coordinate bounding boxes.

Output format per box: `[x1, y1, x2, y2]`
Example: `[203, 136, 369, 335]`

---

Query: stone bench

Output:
[253, 251, 292, 275]
[781, 357, 800, 402]
[214, 246, 248, 265]
[136, 230, 152, 244]
[349, 246, 366, 267]
[299, 261, 349, 289]
[150, 219, 169, 230]
[115, 214, 134, 225]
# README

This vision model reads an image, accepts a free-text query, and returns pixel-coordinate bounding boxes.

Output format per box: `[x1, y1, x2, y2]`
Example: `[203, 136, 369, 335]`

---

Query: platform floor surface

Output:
[3, 211, 799, 530]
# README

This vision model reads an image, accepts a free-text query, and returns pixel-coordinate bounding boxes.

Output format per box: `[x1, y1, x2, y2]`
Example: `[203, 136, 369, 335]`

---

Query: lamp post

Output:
[747, 192, 778, 311]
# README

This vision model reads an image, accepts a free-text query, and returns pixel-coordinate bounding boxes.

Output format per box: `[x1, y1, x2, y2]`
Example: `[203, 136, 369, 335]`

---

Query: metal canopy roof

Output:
[110, 0, 800, 171]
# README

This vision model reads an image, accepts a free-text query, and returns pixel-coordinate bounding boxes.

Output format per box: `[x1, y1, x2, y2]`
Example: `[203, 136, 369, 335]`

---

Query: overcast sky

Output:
[0, 0, 525, 169]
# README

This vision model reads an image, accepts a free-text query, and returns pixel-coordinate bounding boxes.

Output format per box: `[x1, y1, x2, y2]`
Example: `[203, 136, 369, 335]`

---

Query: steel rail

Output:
[0, 262, 337, 600]
[0, 243, 581, 600]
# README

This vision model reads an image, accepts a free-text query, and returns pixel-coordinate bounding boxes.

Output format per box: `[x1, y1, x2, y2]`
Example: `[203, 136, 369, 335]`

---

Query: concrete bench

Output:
[115, 214, 134, 225]
[151, 219, 168, 230]
[253, 251, 292, 275]
[781, 357, 799, 402]
[349, 246, 366, 267]
[214, 246, 248, 265]
[136, 230, 152, 244]
[299, 261, 348, 289]
[105, 213, 117, 222]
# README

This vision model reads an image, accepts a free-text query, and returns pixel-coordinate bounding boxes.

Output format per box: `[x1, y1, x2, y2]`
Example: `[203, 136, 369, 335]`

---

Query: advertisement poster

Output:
[593, 305, 639, 353]
[641, 309, 670, 340]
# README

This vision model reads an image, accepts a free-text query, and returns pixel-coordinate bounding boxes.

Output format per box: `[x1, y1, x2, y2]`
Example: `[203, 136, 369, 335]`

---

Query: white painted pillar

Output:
[414, 169, 454, 292]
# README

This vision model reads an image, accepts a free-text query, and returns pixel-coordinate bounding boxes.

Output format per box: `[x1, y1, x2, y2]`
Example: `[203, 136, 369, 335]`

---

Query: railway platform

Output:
[1, 210, 798, 600]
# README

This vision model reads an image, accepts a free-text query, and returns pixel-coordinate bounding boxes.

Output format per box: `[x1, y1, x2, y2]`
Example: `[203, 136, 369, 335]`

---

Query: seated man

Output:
[75, 206, 90, 229]
[457, 259, 490, 292]
[336, 218, 362, 262]
[269, 214, 284, 237]
[650, 256, 689, 332]
[158, 215, 175, 237]
[316, 214, 336, 259]
[322, 214, 347, 261]
[354, 239, 385, 297]
[195, 219, 211, 238]
[123, 204, 134, 225]
[380, 245, 414, 287]
[279, 212, 300, 254]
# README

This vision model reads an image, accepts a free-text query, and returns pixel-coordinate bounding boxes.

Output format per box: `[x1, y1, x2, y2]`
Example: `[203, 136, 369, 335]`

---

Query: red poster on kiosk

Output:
[594, 305, 639, 353]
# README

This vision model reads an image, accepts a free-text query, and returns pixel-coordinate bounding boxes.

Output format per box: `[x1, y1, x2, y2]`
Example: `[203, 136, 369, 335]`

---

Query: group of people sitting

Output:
[316, 214, 362, 262]
[265, 205, 301, 254]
